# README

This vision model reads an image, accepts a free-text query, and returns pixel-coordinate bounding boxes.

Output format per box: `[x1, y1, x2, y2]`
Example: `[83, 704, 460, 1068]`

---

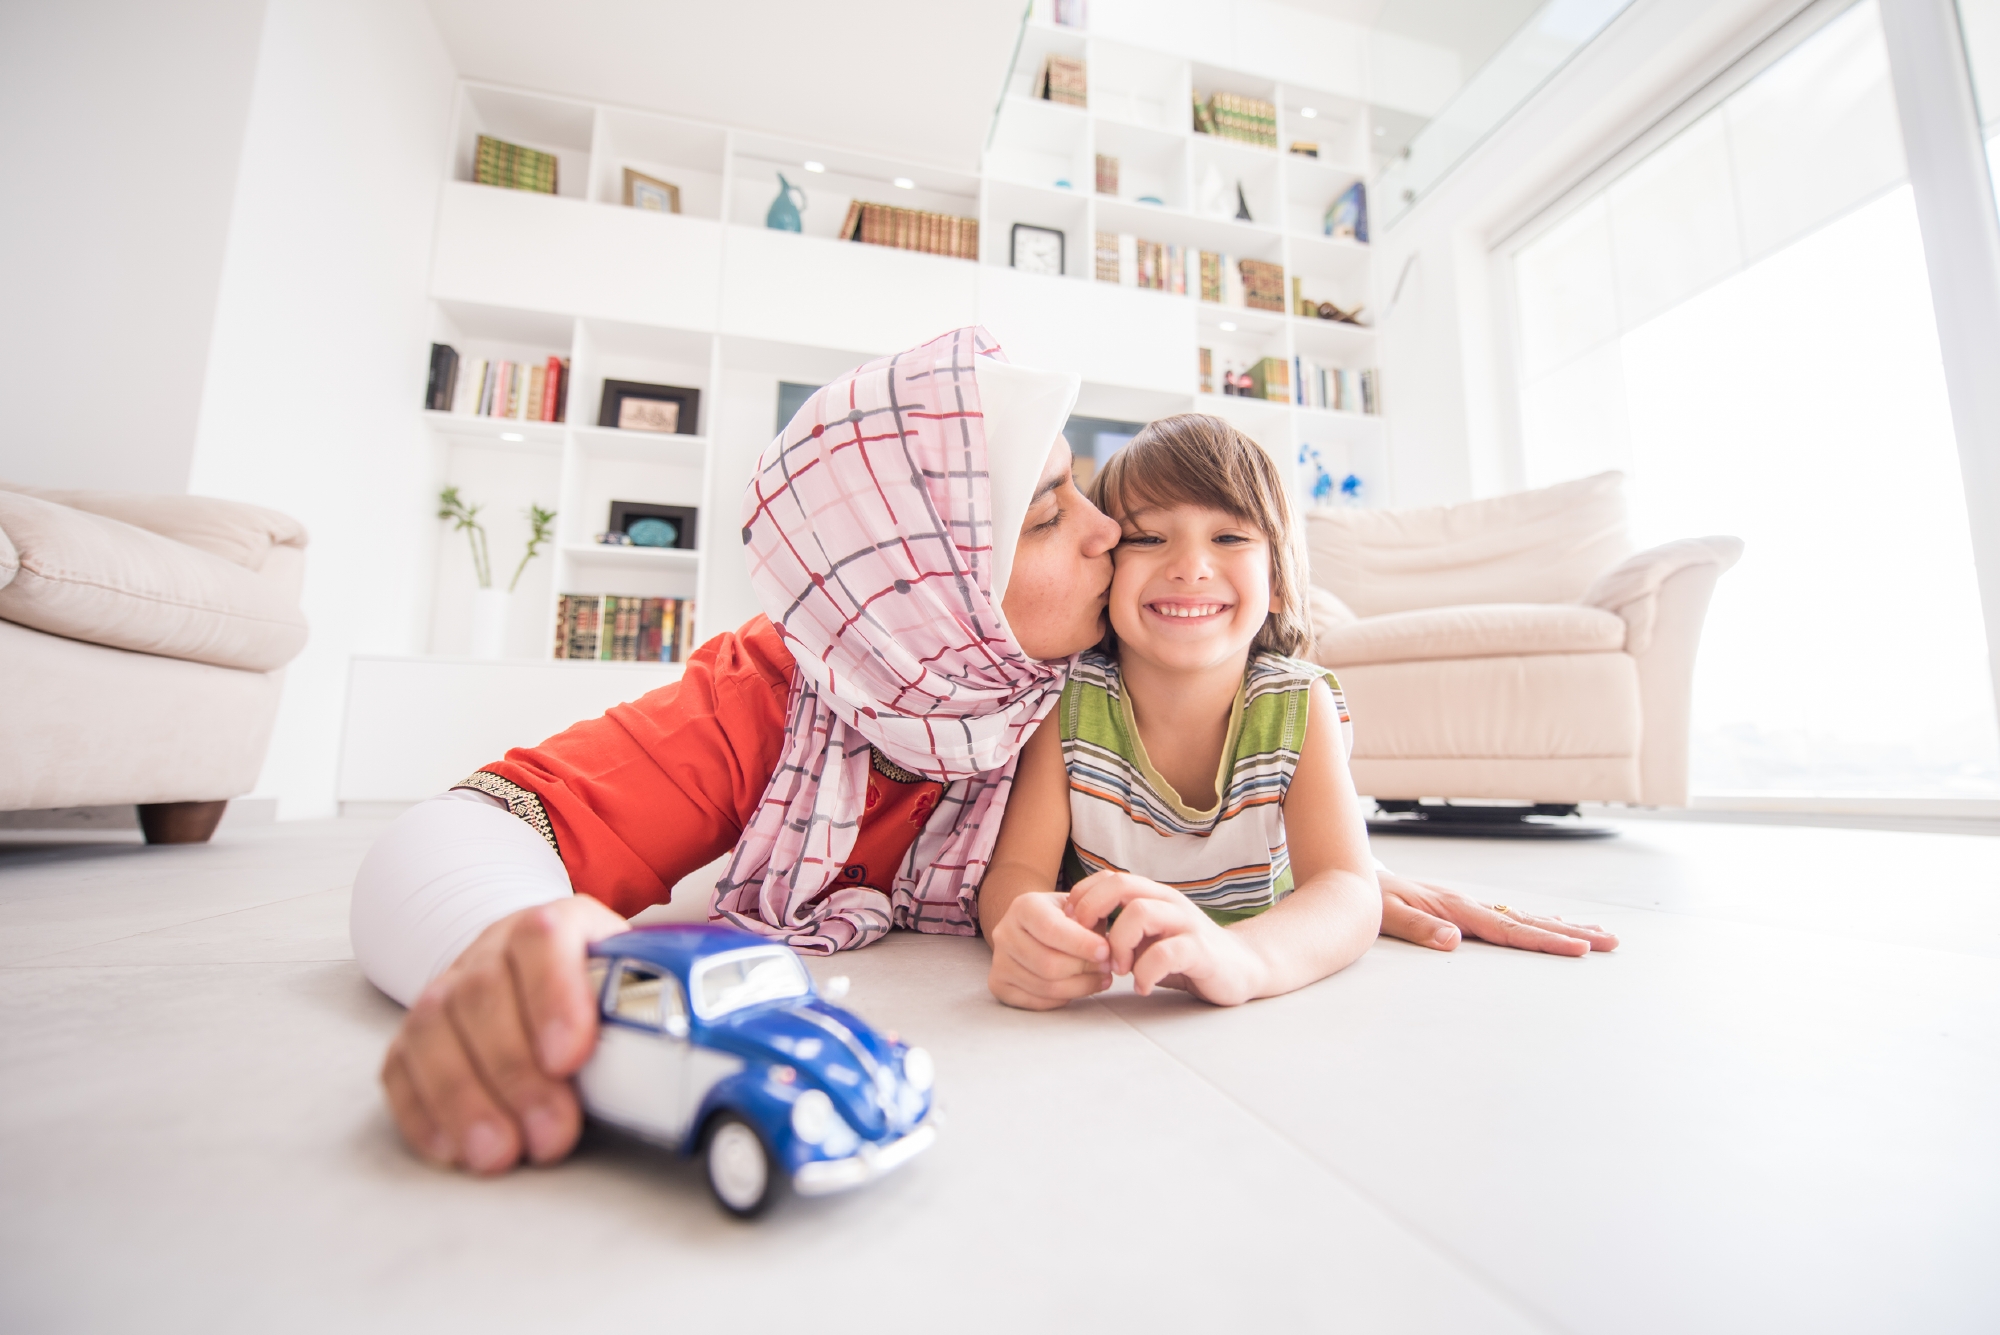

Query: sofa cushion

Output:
[0, 490, 307, 672]
[0, 482, 307, 572]
[1339, 653, 1642, 761]
[1304, 471, 1632, 617]
[0, 519, 15, 594]
[1314, 603, 1627, 667]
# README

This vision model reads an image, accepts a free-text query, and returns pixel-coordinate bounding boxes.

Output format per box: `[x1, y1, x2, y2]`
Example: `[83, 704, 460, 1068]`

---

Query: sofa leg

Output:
[137, 801, 228, 845]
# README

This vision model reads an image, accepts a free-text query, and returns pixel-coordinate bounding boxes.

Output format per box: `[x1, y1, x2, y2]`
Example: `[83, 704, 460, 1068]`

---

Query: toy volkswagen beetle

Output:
[577, 925, 937, 1217]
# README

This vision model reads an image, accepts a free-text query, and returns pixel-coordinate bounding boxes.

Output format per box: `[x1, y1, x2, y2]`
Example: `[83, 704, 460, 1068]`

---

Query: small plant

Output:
[510, 504, 557, 592]
[439, 487, 556, 590]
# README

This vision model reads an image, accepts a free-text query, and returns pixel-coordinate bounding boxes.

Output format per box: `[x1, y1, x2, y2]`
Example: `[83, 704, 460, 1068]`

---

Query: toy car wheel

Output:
[704, 1114, 777, 1217]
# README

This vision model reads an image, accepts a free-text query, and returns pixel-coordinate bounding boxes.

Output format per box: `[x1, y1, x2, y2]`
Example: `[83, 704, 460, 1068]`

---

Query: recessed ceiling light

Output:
[1218, 321, 1237, 332]
[500, 432, 524, 442]
[893, 176, 915, 189]
[1299, 107, 1318, 119]
[803, 160, 826, 173]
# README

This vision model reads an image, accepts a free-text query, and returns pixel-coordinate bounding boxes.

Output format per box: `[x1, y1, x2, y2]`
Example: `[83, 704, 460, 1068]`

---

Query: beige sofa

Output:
[1305, 472, 1741, 823]
[0, 484, 308, 842]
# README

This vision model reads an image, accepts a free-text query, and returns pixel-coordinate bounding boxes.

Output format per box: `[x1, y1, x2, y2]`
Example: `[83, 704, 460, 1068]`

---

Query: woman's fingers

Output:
[397, 984, 522, 1174]
[1518, 911, 1619, 952]
[380, 1045, 450, 1166]
[1379, 890, 1463, 951]
[443, 959, 581, 1166]
[507, 897, 624, 1075]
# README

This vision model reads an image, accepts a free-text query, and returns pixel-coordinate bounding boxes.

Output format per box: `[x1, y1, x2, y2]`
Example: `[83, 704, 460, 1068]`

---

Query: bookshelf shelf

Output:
[420, 30, 1387, 663]
[561, 544, 701, 570]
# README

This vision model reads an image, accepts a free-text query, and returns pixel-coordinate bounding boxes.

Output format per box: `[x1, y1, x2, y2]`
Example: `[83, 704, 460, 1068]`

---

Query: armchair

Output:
[1304, 472, 1741, 828]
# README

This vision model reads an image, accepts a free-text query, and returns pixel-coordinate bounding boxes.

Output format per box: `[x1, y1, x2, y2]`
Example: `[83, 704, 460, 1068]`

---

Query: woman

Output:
[352, 329, 1613, 1176]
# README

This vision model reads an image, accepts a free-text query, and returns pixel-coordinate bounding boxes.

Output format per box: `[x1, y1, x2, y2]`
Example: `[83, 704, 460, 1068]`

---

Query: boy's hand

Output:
[379, 894, 626, 1174]
[1066, 871, 1263, 1006]
[987, 891, 1114, 1010]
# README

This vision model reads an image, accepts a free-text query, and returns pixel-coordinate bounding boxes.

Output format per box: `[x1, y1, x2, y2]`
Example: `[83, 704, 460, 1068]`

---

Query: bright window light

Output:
[893, 176, 915, 189]
[803, 160, 825, 173]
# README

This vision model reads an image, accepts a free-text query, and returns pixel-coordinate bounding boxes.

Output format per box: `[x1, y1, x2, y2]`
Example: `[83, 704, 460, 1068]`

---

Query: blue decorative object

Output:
[1298, 442, 1335, 508]
[1054, 178, 1073, 189]
[765, 173, 807, 232]
[578, 925, 937, 1217]
[1137, 194, 1164, 205]
[627, 517, 679, 548]
[1340, 473, 1364, 504]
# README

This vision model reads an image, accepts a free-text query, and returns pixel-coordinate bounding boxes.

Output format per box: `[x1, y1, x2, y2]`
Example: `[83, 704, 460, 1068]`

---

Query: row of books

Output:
[838, 202, 980, 259]
[1294, 358, 1380, 414]
[1036, 55, 1087, 107]
[1203, 353, 1290, 402]
[1193, 92, 1278, 149]
[553, 595, 697, 662]
[1092, 237, 1286, 311]
[426, 344, 571, 422]
[475, 135, 557, 194]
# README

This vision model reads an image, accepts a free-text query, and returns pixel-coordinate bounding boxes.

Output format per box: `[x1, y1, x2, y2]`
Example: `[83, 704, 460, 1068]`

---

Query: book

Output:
[553, 596, 696, 662]
[1199, 251, 1223, 303]
[1040, 55, 1087, 107]
[1240, 259, 1285, 312]
[1199, 347, 1214, 394]
[426, 344, 459, 411]
[474, 135, 558, 194]
[1248, 356, 1289, 402]
[844, 202, 978, 258]
[1095, 231, 1120, 283]
[1095, 154, 1119, 196]
[1192, 92, 1277, 148]
[527, 365, 545, 421]
[1325, 181, 1369, 244]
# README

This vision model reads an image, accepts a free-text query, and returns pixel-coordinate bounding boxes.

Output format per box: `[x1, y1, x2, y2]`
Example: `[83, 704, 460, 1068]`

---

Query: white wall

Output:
[187, 0, 458, 818]
[0, 0, 267, 494]
[1371, 0, 1803, 507]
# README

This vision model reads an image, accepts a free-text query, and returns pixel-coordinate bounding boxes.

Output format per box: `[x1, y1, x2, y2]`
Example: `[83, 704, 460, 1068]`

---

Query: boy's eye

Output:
[1118, 532, 1163, 546]
[1214, 533, 1253, 545]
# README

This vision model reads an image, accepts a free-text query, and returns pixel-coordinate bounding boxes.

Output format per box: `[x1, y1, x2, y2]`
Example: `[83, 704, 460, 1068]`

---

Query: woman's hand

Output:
[379, 894, 628, 1174]
[1066, 871, 1265, 1006]
[1378, 871, 1618, 956]
[987, 891, 1114, 1010]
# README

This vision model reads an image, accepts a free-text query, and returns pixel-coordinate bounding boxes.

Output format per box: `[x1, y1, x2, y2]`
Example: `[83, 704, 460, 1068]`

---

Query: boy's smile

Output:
[1109, 503, 1272, 673]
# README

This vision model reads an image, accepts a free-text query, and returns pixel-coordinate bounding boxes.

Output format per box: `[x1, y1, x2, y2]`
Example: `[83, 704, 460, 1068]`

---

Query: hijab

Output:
[711, 327, 1081, 953]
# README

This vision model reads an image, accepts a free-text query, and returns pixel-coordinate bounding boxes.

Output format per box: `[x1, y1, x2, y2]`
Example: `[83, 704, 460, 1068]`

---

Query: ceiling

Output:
[1270, 0, 1550, 85]
[423, 0, 1023, 171]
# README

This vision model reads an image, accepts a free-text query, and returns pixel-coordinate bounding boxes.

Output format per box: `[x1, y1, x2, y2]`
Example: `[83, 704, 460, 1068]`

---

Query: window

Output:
[1506, 1, 2000, 798]
[609, 961, 685, 1030]
[691, 949, 810, 1019]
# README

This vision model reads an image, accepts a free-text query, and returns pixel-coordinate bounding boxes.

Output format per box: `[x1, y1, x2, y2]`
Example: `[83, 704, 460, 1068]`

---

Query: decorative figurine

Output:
[578, 925, 938, 1217]
[766, 173, 807, 232]
[1235, 181, 1254, 223]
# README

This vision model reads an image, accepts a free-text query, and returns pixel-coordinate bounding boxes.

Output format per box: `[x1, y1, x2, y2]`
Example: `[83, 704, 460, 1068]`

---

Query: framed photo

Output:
[607, 501, 698, 550]
[1010, 223, 1065, 277]
[623, 168, 681, 214]
[599, 379, 700, 435]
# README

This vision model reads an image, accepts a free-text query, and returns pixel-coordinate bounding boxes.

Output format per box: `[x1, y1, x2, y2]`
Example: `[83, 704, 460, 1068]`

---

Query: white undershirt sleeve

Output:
[349, 790, 576, 1008]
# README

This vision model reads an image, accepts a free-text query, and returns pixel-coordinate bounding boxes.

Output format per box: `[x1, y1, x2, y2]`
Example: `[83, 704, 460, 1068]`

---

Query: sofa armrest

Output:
[0, 482, 306, 572]
[1581, 536, 1743, 655]
[1581, 536, 1742, 806]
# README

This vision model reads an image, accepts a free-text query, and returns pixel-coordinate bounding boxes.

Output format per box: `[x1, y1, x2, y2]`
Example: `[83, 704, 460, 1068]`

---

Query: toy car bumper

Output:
[791, 1113, 938, 1197]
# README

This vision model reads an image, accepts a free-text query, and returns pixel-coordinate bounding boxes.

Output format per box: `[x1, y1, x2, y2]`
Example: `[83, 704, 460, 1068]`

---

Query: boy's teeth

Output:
[1155, 603, 1223, 618]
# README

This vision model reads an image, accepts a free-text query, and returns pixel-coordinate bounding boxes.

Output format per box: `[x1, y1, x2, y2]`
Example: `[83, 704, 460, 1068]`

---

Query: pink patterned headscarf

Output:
[711, 328, 1068, 954]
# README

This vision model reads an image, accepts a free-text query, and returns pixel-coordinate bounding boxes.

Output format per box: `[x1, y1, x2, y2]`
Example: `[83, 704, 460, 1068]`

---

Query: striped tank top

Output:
[1058, 647, 1349, 924]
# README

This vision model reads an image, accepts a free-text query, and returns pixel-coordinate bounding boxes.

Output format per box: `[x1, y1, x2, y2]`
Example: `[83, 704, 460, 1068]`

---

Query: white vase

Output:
[470, 587, 512, 660]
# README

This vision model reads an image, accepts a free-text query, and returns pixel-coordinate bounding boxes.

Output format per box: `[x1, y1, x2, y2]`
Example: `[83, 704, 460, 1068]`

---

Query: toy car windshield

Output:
[689, 946, 811, 1019]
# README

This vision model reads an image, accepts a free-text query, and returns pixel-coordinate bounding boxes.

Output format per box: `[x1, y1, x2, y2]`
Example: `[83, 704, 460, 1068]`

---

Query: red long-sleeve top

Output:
[482, 616, 942, 919]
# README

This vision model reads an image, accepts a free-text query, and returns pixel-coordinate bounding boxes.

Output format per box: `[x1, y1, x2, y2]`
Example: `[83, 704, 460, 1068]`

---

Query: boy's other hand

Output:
[380, 894, 627, 1174]
[1066, 871, 1262, 1006]
[987, 891, 1114, 1010]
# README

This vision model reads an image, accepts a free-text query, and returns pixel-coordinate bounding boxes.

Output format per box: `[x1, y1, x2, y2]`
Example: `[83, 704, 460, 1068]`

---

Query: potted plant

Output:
[439, 487, 555, 659]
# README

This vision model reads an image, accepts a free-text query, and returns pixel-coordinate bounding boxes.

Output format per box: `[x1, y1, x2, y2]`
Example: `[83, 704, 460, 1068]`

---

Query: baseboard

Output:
[1587, 796, 2000, 837]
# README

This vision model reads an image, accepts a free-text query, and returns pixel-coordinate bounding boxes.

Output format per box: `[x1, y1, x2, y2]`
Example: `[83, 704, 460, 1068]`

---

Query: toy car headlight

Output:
[790, 1088, 840, 1145]
[901, 1046, 934, 1093]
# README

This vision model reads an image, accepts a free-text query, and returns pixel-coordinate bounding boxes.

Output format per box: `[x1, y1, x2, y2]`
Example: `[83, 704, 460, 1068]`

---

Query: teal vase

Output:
[766, 173, 806, 232]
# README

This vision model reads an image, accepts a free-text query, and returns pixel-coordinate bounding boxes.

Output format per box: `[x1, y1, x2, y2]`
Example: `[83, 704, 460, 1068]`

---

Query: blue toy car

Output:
[577, 924, 937, 1217]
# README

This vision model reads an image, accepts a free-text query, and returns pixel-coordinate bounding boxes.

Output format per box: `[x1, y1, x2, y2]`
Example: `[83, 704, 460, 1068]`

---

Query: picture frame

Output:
[1010, 222, 1065, 277]
[623, 168, 681, 214]
[607, 501, 698, 550]
[598, 379, 700, 435]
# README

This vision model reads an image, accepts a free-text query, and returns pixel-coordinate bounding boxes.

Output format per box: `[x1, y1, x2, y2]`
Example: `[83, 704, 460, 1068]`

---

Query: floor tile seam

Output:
[1092, 996, 1575, 1335]
[0, 884, 357, 966]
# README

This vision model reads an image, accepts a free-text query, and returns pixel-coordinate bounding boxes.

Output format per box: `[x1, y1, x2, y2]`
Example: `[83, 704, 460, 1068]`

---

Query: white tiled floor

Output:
[1, 817, 1995, 1333]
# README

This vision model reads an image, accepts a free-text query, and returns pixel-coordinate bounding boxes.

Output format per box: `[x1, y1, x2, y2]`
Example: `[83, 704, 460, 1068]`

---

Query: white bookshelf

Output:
[417, 18, 1384, 669]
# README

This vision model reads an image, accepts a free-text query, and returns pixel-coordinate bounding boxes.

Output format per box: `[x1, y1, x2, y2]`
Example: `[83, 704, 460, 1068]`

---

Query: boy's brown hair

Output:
[1087, 412, 1311, 658]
